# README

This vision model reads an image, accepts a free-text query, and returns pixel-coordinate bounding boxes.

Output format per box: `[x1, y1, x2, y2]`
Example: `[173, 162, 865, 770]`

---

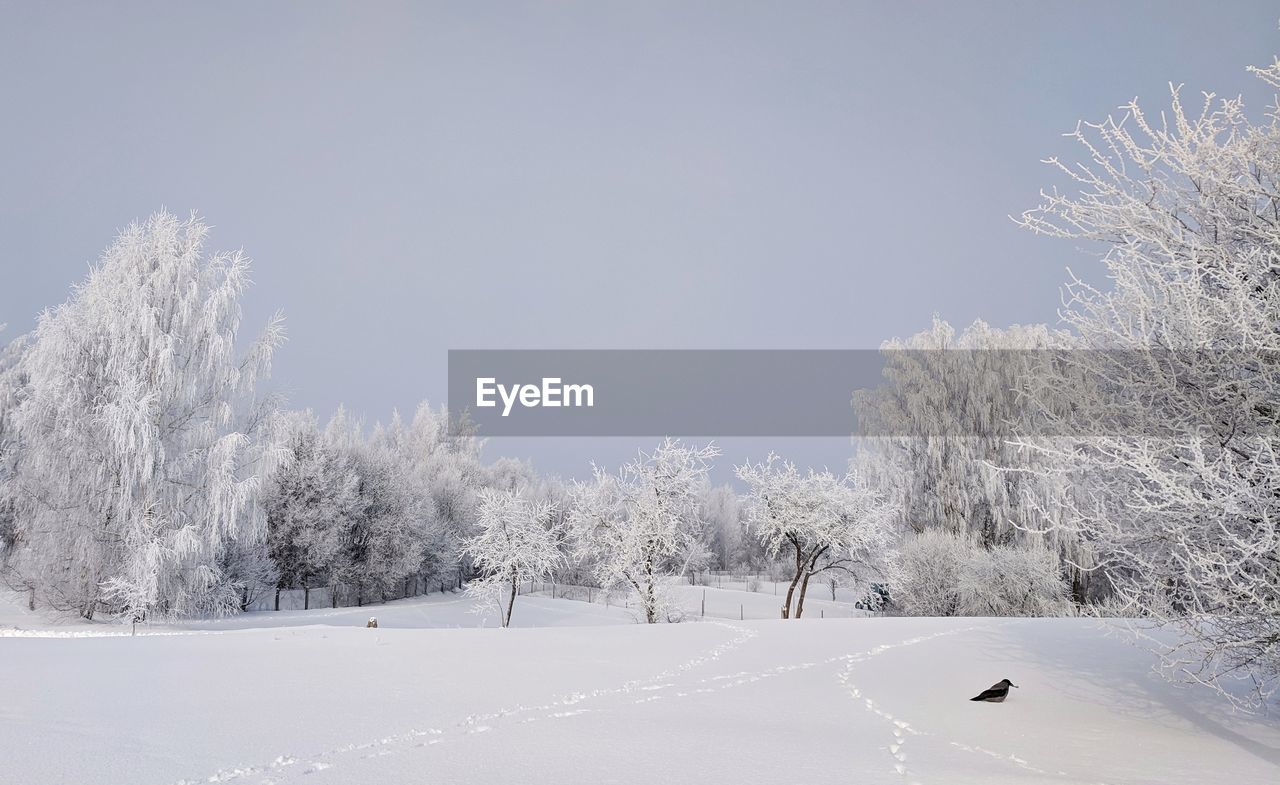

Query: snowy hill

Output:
[2, 593, 1277, 785]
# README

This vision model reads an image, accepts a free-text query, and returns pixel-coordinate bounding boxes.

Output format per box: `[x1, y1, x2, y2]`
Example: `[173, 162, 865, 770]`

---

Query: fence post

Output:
[701, 590, 705, 617]
[739, 604, 743, 621]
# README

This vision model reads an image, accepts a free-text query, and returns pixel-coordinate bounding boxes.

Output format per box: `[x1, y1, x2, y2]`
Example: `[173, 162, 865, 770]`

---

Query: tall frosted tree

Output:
[854, 318, 1096, 602]
[2, 212, 286, 621]
[263, 411, 356, 609]
[402, 401, 485, 589]
[698, 484, 746, 571]
[323, 409, 426, 606]
[569, 439, 719, 624]
[0, 329, 27, 599]
[854, 319, 1067, 544]
[1015, 59, 1280, 707]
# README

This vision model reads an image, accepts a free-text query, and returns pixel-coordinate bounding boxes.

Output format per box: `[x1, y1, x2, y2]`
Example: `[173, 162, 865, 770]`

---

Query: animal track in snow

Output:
[835, 626, 984, 784]
[171, 621, 759, 785]
[948, 742, 1076, 780]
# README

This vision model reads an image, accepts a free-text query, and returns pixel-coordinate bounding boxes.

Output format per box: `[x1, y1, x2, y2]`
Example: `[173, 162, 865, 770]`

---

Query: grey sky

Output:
[2, 1, 1278, 481]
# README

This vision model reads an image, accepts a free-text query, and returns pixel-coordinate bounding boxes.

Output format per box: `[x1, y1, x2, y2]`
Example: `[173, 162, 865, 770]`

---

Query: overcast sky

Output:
[3, 1, 1278, 481]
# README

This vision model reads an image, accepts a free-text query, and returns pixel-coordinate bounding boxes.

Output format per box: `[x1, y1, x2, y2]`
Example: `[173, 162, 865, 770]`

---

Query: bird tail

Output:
[969, 696, 982, 701]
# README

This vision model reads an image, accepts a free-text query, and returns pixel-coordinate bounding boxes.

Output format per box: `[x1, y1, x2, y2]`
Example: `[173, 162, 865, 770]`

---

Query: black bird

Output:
[970, 678, 1018, 702]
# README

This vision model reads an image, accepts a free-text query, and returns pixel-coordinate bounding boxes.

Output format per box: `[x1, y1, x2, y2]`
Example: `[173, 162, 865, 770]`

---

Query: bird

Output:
[970, 678, 1018, 702]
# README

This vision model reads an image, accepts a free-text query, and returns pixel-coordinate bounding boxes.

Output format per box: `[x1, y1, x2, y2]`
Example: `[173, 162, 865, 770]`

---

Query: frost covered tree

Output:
[0, 329, 26, 602]
[568, 439, 719, 624]
[854, 318, 1097, 602]
[264, 411, 356, 609]
[260, 401, 489, 609]
[698, 483, 745, 571]
[1014, 59, 1280, 706]
[855, 319, 1069, 545]
[736, 454, 892, 619]
[1, 212, 285, 621]
[464, 487, 561, 627]
[401, 401, 486, 591]
[324, 409, 426, 606]
[217, 536, 279, 612]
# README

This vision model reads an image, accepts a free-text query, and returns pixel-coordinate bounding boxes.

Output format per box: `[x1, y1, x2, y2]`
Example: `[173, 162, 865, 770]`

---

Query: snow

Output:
[2, 592, 1277, 785]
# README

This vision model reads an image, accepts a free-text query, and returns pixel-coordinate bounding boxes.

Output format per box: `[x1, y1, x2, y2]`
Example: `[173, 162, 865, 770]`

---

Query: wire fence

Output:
[248, 575, 463, 612]
[521, 577, 878, 622]
[253, 572, 880, 622]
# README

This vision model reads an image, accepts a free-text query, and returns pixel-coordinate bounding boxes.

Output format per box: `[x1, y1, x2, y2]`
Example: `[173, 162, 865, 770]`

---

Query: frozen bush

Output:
[959, 543, 1069, 617]
[890, 530, 978, 617]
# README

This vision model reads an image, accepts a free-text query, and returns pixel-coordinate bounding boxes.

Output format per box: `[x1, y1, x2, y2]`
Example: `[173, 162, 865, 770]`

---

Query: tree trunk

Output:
[795, 571, 813, 619]
[794, 550, 825, 620]
[274, 587, 281, 612]
[504, 571, 518, 628]
[27, 586, 35, 611]
[781, 574, 801, 619]
[643, 555, 658, 624]
[1071, 572, 1089, 606]
[773, 537, 803, 617]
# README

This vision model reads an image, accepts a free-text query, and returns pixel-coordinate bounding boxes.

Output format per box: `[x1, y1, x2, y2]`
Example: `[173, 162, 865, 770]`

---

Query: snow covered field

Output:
[2, 593, 1278, 785]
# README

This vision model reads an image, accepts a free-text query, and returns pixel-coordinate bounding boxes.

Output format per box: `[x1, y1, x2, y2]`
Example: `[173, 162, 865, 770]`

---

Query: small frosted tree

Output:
[959, 544, 1069, 617]
[736, 454, 892, 619]
[3, 212, 285, 621]
[464, 487, 561, 627]
[569, 439, 719, 624]
[890, 529, 978, 617]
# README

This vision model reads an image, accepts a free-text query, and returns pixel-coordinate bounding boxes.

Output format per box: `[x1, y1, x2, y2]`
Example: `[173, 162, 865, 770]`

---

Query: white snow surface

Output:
[2, 591, 1277, 785]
